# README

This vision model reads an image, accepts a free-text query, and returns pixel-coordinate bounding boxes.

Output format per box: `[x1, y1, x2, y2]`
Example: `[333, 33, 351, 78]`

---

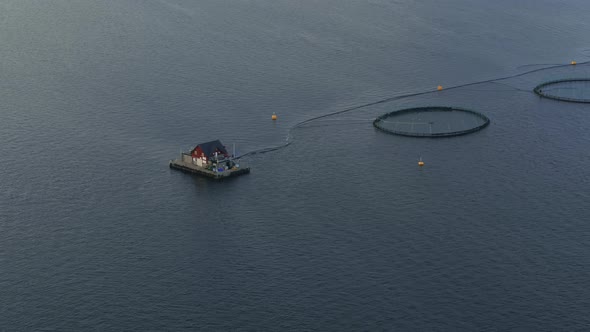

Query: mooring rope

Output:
[236, 61, 590, 159]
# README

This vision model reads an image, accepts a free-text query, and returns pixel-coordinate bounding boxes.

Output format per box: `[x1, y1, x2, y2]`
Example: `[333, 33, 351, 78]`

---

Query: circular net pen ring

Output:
[373, 106, 490, 138]
[534, 79, 590, 103]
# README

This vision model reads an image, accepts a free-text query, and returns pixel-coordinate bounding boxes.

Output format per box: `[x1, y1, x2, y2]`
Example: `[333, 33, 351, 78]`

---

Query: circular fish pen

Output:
[534, 79, 590, 103]
[373, 106, 490, 137]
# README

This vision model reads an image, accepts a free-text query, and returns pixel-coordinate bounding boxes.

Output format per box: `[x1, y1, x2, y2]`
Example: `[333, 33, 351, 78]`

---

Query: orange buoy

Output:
[418, 157, 425, 166]
[271, 113, 277, 120]
[437, 85, 443, 91]
[571, 60, 577, 65]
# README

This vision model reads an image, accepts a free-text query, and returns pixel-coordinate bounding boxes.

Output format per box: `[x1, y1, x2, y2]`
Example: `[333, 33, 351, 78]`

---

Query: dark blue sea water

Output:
[2, 1, 590, 330]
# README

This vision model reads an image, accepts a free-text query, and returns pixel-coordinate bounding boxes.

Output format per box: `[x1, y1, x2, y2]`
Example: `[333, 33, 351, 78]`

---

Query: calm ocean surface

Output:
[2, 1, 590, 330]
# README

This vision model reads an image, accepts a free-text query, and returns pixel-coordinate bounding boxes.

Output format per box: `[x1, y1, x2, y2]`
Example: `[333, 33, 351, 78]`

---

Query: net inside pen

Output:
[534, 79, 590, 103]
[373, 106, 490, 137]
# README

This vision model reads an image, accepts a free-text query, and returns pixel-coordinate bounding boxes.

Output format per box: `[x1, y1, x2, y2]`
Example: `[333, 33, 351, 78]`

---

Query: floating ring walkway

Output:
[373, 106, 490, 137]
[534, 79, 590, 103]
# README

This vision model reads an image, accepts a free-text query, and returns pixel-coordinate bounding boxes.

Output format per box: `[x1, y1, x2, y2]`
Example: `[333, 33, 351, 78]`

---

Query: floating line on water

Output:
[236, 61, 590, 159]
[516, 63, 563, 70]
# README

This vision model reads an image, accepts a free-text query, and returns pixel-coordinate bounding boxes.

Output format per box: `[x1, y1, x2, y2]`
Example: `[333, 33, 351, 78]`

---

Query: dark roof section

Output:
[194, 140, 229, 157]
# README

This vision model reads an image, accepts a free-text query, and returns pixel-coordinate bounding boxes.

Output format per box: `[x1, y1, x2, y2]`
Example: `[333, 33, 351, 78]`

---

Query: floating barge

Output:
[169, 140, 250, 180]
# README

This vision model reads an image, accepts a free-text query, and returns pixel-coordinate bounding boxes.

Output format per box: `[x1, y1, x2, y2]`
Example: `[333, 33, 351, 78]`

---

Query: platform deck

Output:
[169, 159, 250, 180]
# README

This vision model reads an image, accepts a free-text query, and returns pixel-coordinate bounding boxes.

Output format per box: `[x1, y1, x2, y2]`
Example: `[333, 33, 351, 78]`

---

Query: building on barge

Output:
[169, 140, 250, 179]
